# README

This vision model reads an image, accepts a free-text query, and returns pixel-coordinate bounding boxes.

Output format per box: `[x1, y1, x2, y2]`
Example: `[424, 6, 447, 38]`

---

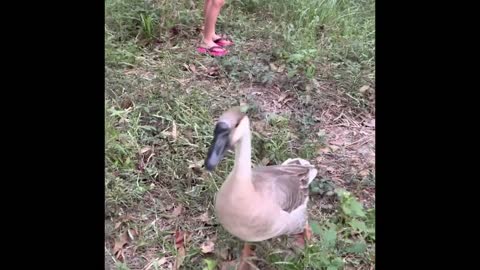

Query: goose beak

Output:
[205, 122, 230, 171]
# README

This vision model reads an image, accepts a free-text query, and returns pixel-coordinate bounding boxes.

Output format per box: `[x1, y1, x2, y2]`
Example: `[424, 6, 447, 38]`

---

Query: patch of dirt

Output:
[240, 82, 375, 207]
[316, 109, 375, 207]
[105, 248, 116, 270]
[245, 85, 300, 115]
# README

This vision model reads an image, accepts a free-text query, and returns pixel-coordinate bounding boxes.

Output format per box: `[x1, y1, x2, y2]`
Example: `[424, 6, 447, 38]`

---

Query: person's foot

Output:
[202, 39, 219, 49]
[213, 34, 234, 47]
[197, 40, 228, 56]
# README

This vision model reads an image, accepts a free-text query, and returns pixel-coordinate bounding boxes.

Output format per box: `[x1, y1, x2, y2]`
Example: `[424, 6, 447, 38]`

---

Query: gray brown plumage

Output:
[205, 107, 318, 243]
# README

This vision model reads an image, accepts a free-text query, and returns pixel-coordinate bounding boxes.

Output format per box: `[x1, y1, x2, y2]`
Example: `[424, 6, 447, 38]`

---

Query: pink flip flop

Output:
[197, 46, 229, 57]
[214, 37, 234, 47]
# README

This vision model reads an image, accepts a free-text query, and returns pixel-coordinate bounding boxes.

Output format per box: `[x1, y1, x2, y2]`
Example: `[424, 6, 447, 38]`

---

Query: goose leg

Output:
[304, 223, 312, 241]
[238, 243, 253, 270]
[294, 223, 312, 247]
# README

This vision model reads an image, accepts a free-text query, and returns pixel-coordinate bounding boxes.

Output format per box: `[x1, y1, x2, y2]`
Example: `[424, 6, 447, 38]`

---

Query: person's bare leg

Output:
[204, 0, 224, 41]
[204, 0, 211, 18]
[202, 0, 225, 48]
[203, 0, 222, 41]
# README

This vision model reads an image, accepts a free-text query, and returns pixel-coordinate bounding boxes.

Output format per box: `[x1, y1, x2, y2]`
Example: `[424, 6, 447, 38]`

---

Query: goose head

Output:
[205, 107, 249, 171]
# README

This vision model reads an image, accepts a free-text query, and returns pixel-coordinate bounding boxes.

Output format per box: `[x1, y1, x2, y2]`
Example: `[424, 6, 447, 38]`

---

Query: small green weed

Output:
[140, 13, 157, 40]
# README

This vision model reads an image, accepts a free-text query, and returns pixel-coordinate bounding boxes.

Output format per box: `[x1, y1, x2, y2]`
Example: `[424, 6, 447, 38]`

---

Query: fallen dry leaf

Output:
[140, 146, 152, 154]
[311, 78, 321, 89]
[220, 260, 238, 270]
[305, 84, 313, 92]
[174, 231, 184, 249]
[162, 122, 178, 141]
[171, 121, 177, 141]
[326, 167, 336, 173]
[317, 129, 326, 137]
[317, 146, 331, 154]
[359, 85, 370, 93]
[143, 257, 167, 270]
[194, 211, 211, 224]
[173, 230, 191, 270]
[174, 230, 192, 250]
[218, 247, 232, 260]
[158, 204, 175, 214]
[283, 97, 293, 104]
[170, 25, 180, 37]
[184, 129, 193, 141]
[277, 64, 285, 73]
[171, 205, 183, 217]
[252, 121, 269, 136]
[120, 97, 134, 109]
[114, 221, 122, 230]
[329, 139, 345, 146]
[124, 69, 138, 75]
[141, 72, 156, 81]
[113, 231, 130, 261]
[127, 228, 138, 241]
[364, 119, 375, 128]
[200, 239, 215, 254]
[173, 246, 185, 270]
[329, 145, 340, 152]
[260, 157, 270, 166]
[359, 169, 370, 177]
[269, 63, 278, 71]
[277, 93, 288, 103]
[119, 214, 134, 222]
[182, 63, 197, 73]
[206, 66, 220, 77]
[189, 159, 204, 173]
[304, 94, 312, 105]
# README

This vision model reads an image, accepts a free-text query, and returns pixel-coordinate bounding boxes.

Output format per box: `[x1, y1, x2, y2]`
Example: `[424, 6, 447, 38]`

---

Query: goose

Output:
[205, 107, 318, 268]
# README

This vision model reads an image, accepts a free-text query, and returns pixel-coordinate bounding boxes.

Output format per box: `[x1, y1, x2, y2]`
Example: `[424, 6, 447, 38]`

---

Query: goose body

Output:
[205, 107, 318, 243]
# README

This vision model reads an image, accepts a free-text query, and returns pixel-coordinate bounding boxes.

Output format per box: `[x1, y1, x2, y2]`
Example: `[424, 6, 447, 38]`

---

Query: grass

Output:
[105, 0, 375, 269]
